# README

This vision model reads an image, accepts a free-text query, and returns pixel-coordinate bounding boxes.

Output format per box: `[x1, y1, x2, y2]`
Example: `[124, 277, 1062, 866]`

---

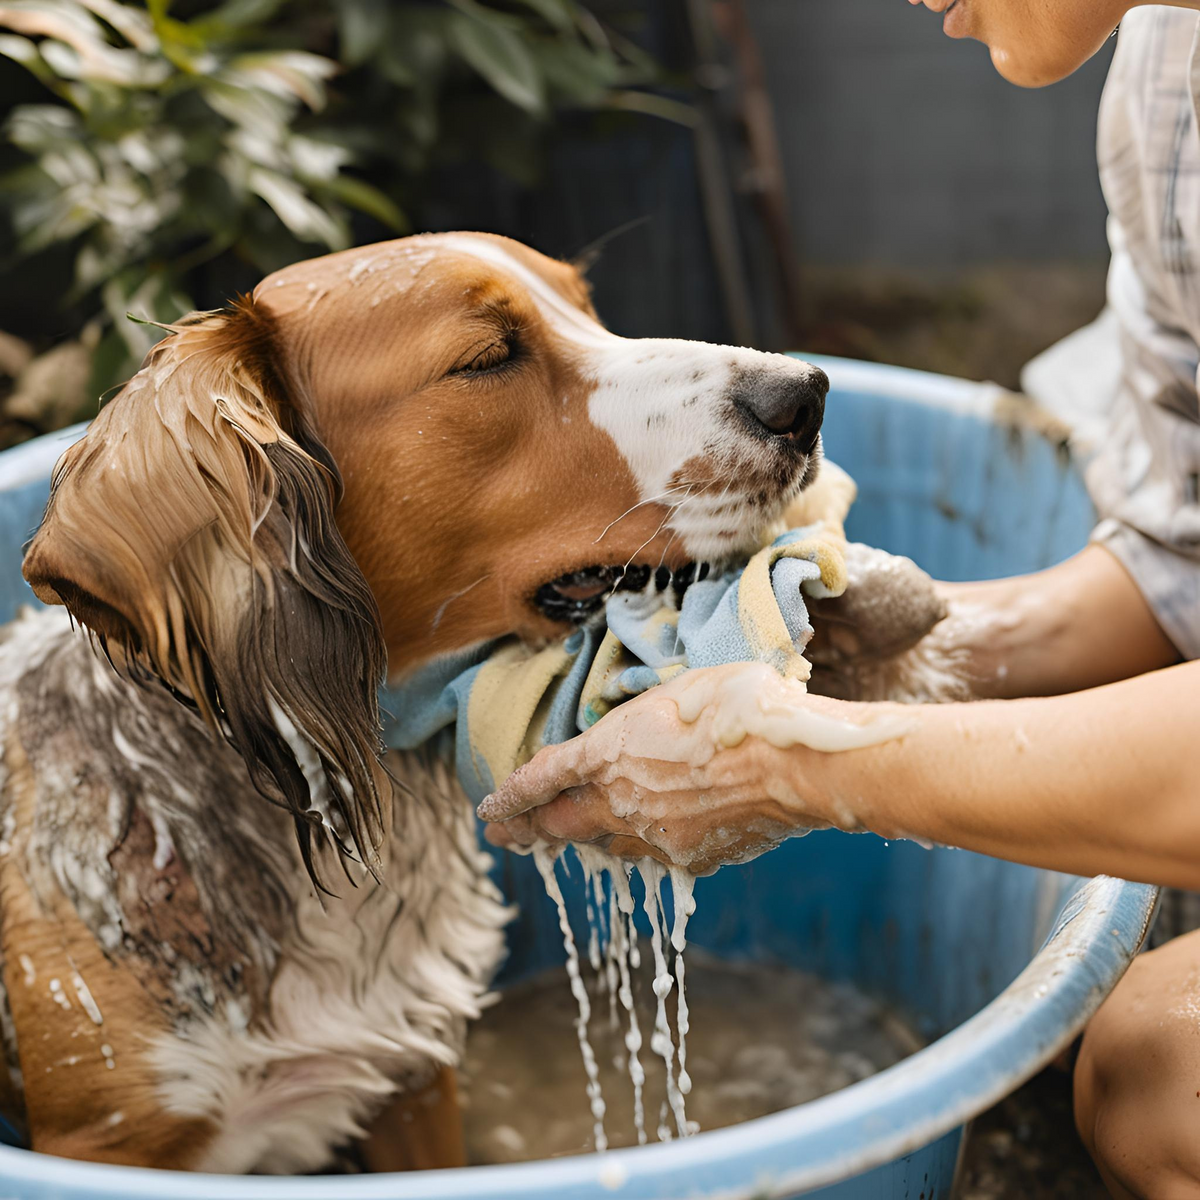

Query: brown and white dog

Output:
[0, 232, 831, 1173]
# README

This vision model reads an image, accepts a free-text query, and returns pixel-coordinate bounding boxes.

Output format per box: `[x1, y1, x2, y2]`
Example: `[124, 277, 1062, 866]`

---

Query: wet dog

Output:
[0, 233, 828, 1171]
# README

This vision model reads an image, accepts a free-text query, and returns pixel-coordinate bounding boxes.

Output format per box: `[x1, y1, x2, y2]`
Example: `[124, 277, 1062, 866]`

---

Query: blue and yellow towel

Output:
[383, 463, 856, 803]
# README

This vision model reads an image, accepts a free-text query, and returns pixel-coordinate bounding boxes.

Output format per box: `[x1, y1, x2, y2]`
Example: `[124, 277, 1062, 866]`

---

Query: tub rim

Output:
[0, 357, 1160, 1197]
[0, 874, 1157, 1198]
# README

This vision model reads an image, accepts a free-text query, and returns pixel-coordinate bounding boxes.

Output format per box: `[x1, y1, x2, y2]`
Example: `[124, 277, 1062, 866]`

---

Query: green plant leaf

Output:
[508, 0, 574, 32]
[201, 75, 295, 129]
[247, 166, 349, 249]
[530, 34, 619, 105]
[337, 0, 388, 69]
[191, 0, 290, 37]
[145, 0, 208, 66]
[446, 0, 526, 32]
[378, 6, 452, 87]
[79, 0, 159, 51]
[448, 8, 545, 115]
[606, 89, 695, 127]
[321, 174, 408, 232]
[225, 50, 338, 111]
[0, 32, 40, 68]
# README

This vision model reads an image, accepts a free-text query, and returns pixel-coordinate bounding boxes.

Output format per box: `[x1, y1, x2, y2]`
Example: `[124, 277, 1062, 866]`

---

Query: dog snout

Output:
[736, 366, 828, 450]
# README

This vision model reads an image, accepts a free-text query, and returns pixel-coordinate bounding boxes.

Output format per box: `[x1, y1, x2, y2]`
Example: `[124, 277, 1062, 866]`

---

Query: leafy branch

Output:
[0, 0, 663, 414]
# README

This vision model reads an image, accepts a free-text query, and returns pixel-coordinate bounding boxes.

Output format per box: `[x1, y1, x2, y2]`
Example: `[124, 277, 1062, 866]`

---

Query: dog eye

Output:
[451, 334, 515, 376]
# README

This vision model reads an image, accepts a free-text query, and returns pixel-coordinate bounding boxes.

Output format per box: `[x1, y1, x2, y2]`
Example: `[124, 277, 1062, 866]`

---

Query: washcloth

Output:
[383, 463, 857, 804]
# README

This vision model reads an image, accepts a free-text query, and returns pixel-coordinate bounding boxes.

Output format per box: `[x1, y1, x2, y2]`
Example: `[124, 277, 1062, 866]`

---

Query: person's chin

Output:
[986, 22, 1122, 90]
[988, 42, 1086, 88]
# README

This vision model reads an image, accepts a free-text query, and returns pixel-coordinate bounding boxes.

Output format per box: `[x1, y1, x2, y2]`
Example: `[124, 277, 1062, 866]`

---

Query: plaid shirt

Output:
[1088, 8, 1200, 658]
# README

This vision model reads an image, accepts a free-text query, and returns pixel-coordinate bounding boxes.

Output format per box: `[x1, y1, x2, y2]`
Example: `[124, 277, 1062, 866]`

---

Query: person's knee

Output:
[1076, 942, 1200, 1198]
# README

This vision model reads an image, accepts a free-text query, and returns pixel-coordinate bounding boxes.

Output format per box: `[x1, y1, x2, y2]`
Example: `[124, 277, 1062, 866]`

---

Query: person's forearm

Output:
[807, 660, 1200, 888]
[936, 544, 1180, 699]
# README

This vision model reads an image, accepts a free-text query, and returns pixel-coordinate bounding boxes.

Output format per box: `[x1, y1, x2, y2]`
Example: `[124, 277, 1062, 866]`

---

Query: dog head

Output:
[22, 232, 828, 868]
[250, 233, 827, 666]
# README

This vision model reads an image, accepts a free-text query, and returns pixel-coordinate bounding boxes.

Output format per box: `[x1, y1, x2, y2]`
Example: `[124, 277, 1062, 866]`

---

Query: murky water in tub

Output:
[460, 952, 924, 1165]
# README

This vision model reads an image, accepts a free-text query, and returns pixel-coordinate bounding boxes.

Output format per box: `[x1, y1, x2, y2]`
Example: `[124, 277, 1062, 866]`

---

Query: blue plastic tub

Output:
[0, 357, 1157, 1199]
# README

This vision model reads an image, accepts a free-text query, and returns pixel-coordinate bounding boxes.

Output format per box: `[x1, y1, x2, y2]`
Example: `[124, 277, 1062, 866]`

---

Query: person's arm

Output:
[931, 543, 1180, 698]
[479, 657, 1200, 889]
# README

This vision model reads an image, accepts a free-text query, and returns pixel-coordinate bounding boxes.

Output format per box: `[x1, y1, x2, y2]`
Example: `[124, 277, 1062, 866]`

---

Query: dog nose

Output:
[738, 367, 828, 449]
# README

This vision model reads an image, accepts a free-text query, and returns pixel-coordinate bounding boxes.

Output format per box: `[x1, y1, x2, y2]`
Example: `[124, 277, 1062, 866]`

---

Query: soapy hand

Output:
[806, 543, 947, 670]
[478, 662, 913, 874]
[478, 664, 818, 874]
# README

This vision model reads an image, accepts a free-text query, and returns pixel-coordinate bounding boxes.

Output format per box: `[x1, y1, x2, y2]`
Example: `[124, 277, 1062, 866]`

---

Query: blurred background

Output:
[0, 0, 1112, 451]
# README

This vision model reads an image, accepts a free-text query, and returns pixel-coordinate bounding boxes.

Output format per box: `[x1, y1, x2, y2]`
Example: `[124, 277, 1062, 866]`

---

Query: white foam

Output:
[70, 970, 104, 1026]
[546, 845, 698, 1149]
[669, 867, 697, 1118]
[534, 846, 608, 1152]
[637, 860, 689, 1138]
[673, 662, 915, 754]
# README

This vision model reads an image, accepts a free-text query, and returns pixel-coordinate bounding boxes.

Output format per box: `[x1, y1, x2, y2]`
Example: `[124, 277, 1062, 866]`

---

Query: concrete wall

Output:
[747, 0, 1115, 267]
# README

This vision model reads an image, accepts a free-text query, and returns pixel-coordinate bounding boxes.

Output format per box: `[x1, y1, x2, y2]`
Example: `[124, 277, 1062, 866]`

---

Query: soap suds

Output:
[669, 866, 696, 1100]
[534, 846, 608, 1152]
[636, 859, 689, 1139]
[673, 663, 915, 754]
[70, 969, 104, 1026]
[539, 844, 698, 1150]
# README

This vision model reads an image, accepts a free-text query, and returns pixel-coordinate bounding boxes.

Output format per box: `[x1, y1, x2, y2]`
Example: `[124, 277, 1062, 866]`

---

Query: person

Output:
[478, 3, 1200, 1197]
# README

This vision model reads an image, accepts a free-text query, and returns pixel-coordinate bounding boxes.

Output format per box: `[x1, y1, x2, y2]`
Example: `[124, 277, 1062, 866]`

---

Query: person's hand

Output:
[811, 543, 947, 657]
[476, 662, 915, 873]
[477, 663, 827, 873]
[806, 543, 951, 700]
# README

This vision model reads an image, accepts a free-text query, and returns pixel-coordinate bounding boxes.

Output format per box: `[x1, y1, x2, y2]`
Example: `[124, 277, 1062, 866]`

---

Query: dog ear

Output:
[22, 301, 389, 884]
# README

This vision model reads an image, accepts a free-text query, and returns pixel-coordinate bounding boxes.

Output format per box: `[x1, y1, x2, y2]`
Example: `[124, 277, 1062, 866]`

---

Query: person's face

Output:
[910, 0, 1129, 87]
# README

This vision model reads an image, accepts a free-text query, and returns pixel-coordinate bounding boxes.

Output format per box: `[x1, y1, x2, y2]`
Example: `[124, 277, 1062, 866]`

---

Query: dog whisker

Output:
[656, 527, 681, 570]
[618, 488, 692, 580]
[431, 574, 491, 632]
[591, 483, 694, 546]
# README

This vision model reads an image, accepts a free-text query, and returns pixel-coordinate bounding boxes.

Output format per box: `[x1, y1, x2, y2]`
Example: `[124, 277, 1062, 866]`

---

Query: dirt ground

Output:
[799, 262, 1109, 393]
[960, 1067, 1109, 1199]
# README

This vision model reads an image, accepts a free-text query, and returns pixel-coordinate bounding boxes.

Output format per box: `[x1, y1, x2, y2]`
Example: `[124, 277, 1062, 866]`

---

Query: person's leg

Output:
[1076, 930, 1200, 1198]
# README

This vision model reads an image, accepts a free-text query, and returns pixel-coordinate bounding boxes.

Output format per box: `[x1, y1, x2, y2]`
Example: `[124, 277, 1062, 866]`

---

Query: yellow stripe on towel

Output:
[737, 464, 853, 680]
[465, 641, 577, 790]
